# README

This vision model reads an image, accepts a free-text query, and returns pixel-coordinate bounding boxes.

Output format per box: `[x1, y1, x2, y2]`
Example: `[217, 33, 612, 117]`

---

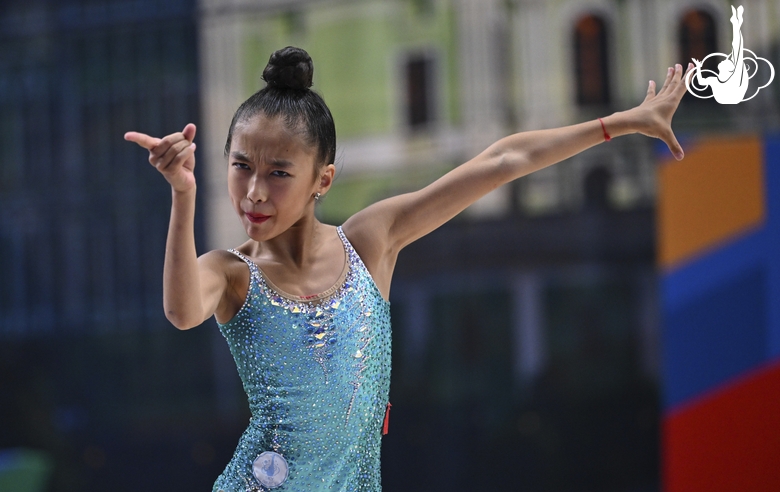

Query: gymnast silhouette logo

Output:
[252, 451, 289, 488]
[684, 5, 774, 104]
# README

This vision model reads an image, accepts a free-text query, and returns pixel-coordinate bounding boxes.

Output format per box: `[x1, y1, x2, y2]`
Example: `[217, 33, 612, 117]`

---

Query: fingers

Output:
[124, 125, 198, 191]
[669, 64, 684, 92]
[155, 138, 195, 171]
[676, 63, 695, 97]
[124, 131, 161, 150]
[165, 142, 196, 173]
[643, 80, 656, 102]
[126, 124, 198, 176]
[124, 123, 196, 149]
[158, 142, 197, 192]
[658, 63, 682, 96]
[656, 64, 694, 99]
[643, 64, 685, 105]
[146, 127, 194, 165]
[656, 66, 675, 95]
[684, 61, 695, 77]
[646, 65, 678, 101]
[182, 123, 197, 142]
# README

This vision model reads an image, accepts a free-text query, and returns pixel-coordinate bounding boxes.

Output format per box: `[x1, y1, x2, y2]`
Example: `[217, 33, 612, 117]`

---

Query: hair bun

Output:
[262, 46, 313, 90]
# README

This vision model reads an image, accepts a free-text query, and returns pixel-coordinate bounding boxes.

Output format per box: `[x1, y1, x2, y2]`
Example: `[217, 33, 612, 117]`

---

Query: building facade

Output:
[198, 0, 780, 242]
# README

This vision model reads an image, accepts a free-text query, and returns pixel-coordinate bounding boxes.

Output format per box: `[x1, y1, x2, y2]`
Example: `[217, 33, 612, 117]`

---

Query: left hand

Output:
[630, 63, 694, 161]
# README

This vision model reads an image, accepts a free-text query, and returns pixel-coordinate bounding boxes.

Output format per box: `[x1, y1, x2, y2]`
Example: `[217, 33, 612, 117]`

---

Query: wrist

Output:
[172, 185, 197, 199]
[601, 110, 639, 139]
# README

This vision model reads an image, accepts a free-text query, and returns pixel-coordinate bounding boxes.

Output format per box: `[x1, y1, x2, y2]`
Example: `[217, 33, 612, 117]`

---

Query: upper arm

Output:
[341, 144, 526, 297]
[345, 143, 525, 255]
[195, 250, 232, 326]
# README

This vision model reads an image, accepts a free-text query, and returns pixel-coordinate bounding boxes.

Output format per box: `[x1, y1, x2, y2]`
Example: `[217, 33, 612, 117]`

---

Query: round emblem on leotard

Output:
[252, 451, 289, 489]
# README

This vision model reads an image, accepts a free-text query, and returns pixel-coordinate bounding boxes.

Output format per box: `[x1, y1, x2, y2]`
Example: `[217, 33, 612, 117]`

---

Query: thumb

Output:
[182, 123, 197, 142]
[665, 131, 684, 161]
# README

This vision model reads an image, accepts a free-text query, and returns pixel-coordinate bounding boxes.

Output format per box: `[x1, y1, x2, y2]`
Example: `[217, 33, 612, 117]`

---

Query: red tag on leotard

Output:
[382, 402, 392, 435]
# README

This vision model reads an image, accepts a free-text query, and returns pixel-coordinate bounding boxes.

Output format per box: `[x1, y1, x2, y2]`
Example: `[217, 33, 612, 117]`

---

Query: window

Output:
[679, 9, 718, 74]
[405, 54, 434, 129]
[574, 14, 611, 106]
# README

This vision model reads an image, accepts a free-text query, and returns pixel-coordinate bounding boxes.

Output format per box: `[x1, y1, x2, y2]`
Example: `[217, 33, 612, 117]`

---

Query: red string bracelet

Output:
[598, 117, 611, 141]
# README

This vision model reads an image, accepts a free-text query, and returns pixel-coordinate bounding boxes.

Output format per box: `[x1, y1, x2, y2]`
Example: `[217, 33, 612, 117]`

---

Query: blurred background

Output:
[2, 0, 780, 491]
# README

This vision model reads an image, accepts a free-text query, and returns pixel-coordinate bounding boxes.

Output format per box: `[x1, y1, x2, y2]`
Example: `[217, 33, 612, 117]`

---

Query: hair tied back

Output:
[262, 46, 314, 91]
[225, 45, 335, 166]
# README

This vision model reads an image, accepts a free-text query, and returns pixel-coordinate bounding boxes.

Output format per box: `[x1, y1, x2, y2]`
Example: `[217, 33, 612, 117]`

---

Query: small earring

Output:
[314, 192, 321, 202]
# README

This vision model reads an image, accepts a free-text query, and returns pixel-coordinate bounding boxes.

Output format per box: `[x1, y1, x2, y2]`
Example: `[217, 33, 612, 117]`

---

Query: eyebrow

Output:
[270, 158, 293, 169]
[230, 151, 251, 162]
[229, 152, 294, 169]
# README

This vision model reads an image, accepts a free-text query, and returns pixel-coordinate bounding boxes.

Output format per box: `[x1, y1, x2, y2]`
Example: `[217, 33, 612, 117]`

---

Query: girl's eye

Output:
[232, 162, 250, 170]
[271, 170, 290, 177]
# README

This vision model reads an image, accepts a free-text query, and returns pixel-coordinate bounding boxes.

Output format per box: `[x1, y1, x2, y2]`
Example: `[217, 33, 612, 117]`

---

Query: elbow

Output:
[165, 310, 200, 330]
[163, 296, 208, 329]
[172, 323, 196, 331]
[491, 143, 530, 182]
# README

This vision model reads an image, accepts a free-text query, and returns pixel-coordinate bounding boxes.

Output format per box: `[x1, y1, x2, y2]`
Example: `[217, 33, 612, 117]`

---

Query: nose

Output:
[247, 174, 267, 203]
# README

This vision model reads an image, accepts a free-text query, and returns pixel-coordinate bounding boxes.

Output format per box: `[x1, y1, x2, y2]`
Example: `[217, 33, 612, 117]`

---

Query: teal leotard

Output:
[213, 226, 391, 492]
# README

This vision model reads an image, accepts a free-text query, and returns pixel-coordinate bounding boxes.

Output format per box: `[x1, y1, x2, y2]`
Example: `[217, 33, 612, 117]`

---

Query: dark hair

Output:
[224, 46, 336, 169]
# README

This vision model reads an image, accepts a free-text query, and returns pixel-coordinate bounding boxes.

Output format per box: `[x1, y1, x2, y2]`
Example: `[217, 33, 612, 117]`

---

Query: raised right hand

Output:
[124, 123, 197, 192]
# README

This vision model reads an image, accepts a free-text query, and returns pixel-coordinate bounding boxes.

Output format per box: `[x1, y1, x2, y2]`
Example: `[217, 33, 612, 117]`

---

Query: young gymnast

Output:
[125, 47, 693, 491]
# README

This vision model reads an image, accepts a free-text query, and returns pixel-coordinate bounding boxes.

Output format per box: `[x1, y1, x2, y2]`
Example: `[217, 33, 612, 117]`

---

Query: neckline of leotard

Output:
[230, 226, 351, 303]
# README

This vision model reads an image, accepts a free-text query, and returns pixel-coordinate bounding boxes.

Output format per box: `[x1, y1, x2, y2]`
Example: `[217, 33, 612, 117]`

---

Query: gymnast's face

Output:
[227, 114, 326, 241]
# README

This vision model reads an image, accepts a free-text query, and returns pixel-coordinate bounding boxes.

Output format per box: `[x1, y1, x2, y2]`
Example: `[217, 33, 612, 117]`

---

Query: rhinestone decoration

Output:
[212, 226, 392, 492]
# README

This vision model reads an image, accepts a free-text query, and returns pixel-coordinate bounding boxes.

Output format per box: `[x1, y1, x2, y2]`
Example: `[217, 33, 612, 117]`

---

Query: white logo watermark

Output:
[684, 5, 774, 104]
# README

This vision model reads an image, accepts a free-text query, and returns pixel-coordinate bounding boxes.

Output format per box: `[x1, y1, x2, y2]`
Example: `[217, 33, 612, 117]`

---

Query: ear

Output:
[317, 164, 336, 194]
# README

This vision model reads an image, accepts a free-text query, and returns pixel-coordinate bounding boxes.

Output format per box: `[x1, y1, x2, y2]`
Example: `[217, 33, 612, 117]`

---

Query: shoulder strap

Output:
[336, 226, 367, 275]
[335, 226, 353, 256]
[336, 226, 389, 305]
[227, 248, 261, 280]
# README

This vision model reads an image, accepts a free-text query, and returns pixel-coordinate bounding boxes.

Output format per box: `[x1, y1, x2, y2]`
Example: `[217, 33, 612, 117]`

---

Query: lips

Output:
[245, 212, 270, 224]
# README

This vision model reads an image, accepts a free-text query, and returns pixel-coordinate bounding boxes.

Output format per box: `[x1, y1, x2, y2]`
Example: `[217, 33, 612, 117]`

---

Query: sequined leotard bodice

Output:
[213, 226, 391, 492]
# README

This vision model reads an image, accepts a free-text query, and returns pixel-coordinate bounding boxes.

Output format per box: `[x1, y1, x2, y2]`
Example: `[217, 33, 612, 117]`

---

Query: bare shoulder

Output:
[198, 248, 245, 279]
[199, 248, 238, 264]
[342, 210, 397, 301]
[199, 248, 252, 324]
[341, 212, 387, 270]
